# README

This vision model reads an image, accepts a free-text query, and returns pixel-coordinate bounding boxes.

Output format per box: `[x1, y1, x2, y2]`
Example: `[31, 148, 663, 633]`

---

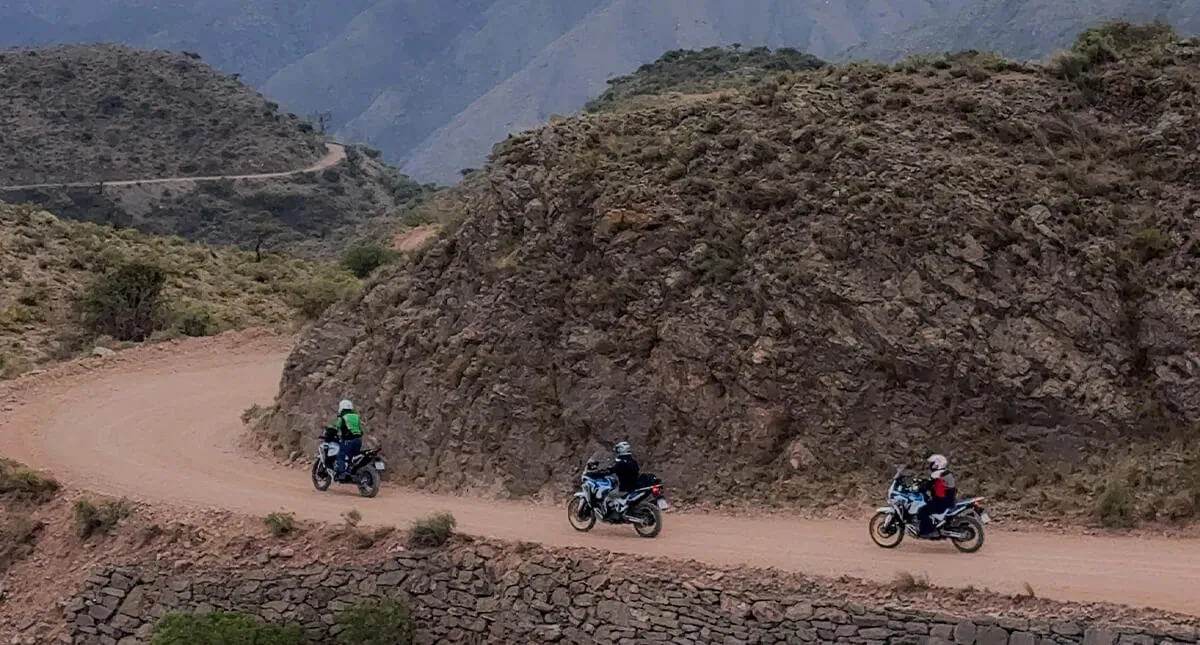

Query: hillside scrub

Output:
[585, 45, 826, 113]
[150, 612, 303, 645]
[0, 203, 355, 377]
[0, 44, 322, 185]
[259, 24, 1200, 524]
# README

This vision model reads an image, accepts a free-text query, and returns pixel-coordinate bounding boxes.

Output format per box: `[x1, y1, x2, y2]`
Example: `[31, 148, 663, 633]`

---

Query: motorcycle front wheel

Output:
[950, 516, 985, 553]
[356, 468, 380, 498]
[567, 497, 596, 532]
[630, 503, 663, 538]
[311, 459, 332, 492]
[869, 510, 904, 548]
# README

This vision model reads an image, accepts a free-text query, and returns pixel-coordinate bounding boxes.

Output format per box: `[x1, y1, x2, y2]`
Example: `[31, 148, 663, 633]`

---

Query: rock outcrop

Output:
[260, 29, 1200, 521]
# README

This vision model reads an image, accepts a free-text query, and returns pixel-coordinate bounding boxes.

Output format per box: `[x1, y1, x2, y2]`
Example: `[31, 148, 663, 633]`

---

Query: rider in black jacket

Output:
[591, 441, 639, 515]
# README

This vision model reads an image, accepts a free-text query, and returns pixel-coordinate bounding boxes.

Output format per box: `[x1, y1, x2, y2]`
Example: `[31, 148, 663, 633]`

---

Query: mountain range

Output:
[3, 0, 1198, 184]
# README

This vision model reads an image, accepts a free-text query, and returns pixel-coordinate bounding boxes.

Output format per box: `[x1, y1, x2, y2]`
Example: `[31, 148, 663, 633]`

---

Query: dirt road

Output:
[2, 335, 1198, 615]
[0, 143, 345, 191]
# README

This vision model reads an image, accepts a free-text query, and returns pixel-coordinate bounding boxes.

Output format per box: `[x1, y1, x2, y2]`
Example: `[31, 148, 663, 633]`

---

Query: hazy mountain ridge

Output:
[2, 0, 1197, 184]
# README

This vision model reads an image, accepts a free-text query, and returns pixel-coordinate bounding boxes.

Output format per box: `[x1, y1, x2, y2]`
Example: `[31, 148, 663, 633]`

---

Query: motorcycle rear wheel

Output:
[311, 459, 332, 492]
[950, 516, 985, 553]
[567, 497, 596, 532]
[630, 503, 663, 538]
[869, 510, 904, 548]
[356, 468, 380, 498]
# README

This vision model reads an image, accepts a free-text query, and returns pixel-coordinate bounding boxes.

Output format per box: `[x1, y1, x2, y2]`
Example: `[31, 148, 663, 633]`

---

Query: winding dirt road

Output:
[2, 335, 1198, 615]
[0, 143, 345, 191]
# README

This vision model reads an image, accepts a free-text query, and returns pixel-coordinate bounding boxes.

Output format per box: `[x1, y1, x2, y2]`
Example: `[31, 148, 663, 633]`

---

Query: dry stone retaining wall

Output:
[66, 539, 1196, 645]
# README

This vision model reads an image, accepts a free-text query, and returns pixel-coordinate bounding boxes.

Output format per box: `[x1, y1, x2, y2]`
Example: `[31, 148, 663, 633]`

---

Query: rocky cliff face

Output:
[260, 27, 1200, 522]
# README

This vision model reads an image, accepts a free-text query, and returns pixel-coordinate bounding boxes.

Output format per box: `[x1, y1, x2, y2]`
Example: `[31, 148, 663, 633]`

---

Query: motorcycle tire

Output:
[356, 468, 381, 498]
[567, 497, 596, 532]
[950, 516, 985, 553]
[311, 459, 332, 492]
[868, 510, 904, 548]
[630, 502, 663, 538]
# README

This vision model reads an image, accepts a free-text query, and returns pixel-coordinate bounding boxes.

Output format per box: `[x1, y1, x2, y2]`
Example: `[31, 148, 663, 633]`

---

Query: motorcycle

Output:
[566, 459, 668, 538]
[311, 427, 384, 498]
[868, 466, 990, 553]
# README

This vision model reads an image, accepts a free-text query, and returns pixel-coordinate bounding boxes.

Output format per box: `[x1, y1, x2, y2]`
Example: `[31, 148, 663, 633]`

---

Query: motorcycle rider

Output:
[915, 453, 957, 537]
[330, 399, 364, 480]
[590, 441, 640, 516]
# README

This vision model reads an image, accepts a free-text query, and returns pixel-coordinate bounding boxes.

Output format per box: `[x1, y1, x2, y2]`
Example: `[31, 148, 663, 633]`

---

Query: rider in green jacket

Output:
[332, 399, 363, 480]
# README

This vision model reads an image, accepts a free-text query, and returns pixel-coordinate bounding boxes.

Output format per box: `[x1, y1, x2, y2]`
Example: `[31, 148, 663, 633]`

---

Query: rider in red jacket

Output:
[916, 454, 957, 536]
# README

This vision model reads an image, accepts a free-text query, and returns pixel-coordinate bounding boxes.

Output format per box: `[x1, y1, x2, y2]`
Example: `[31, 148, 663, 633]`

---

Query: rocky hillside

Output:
[0, 203, 355, 378]
[0, 44, 430, 256]
[584, 46, 826, 114]
[258, 24, 1200, 525]
[0, 44, 323, 186]
[8, 2, 1197, 186]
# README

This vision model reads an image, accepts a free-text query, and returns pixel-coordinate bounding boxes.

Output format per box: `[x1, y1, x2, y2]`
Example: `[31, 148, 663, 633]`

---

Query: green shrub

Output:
[335, 598, 414, 645]
[73, 498, 131, 538]
[264, 511, 295, 537]
[407, 511, 456, 548]
[288, 276, 357, 320]
[0, 460, 60, 504]
[1094, 479, 1136, 528]
[151, 612, 303, 645]
[341, 245, 399, 279]
[176, 309, 216, 337]
[79, 261, 169, 341]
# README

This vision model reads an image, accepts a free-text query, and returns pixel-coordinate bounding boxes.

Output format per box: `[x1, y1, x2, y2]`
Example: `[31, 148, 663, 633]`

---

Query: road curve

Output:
[2, 337, 1198, 616]
[0, 143, 346, 191]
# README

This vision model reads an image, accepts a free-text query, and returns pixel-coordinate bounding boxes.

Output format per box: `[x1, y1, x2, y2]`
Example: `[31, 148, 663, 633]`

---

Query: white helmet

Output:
[338, 399, 354, 413]
[927, 454, 948, 471]
[614, 441, 632, 457]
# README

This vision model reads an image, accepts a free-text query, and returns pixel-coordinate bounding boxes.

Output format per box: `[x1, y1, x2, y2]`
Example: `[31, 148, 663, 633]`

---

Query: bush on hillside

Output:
[150, 612, 303, 645]
[288, 276, 357, 320]
[407, 511, 456, 548]
[73, 497, 131, 538]
[175, 308, 216, 337]
[78, 260, 169, 341]
[341, 244, 399, 279]
[335, 598, 415, 645]
[0, 459, 60, 504]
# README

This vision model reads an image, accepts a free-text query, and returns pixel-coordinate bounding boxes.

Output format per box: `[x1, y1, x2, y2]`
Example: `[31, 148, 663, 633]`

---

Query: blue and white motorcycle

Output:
[868, 466, 990, 553]
[566, 459, 668, 538]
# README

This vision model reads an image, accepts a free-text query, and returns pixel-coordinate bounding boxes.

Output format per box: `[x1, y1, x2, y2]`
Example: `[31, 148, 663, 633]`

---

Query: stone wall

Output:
[67, 538, 1196, 645]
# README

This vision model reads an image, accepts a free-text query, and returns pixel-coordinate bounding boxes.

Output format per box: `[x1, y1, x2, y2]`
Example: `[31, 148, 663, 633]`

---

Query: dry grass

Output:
[0, 203, 357, 377]
[73, 497, 131, 539]
[263, 511, 296, 538]
[407, 512, 457, 548]
[892, 571, 931, 591]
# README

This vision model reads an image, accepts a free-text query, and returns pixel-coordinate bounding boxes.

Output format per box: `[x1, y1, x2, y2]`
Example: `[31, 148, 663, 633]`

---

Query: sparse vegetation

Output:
[585, 46, 825, 112]
[0, 203, 358, 377]
[334, 598, 415, 645]
[341, 244, 399, 279]
[408, 512, 456, 548]
[892, 571, 931, 591]
[264, 511, 296, 538]
[1094, 480, 1136, 528]
[0, 459, 60, 504]
[288, 274, 359, 319]
[78, 260, 169, 341]
[73, 497, 131, 539]
[150, 612, 303, 645]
